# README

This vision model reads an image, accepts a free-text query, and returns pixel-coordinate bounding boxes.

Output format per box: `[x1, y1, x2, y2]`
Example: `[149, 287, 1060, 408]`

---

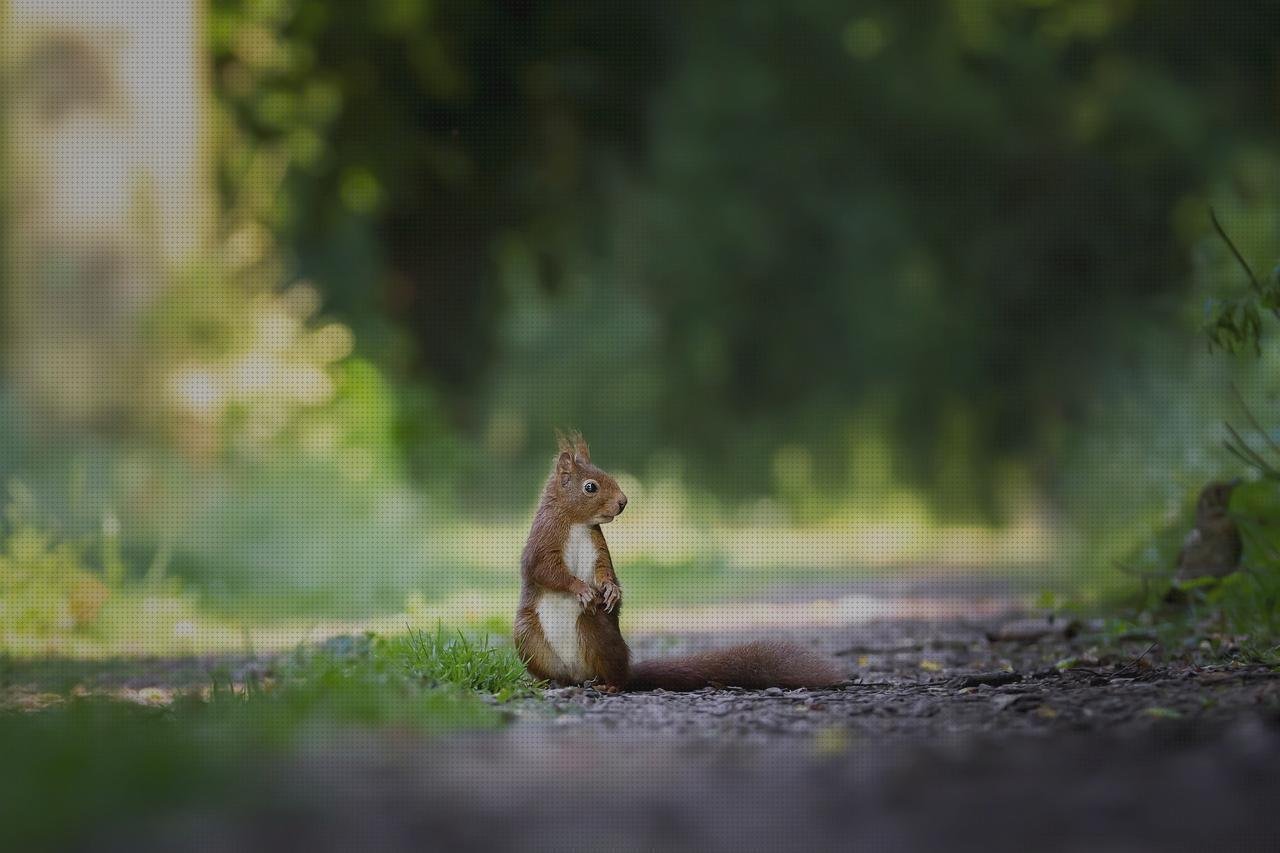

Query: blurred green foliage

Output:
[207, 0, 665, 383]
[0, 479, 206, 648]
[5, 0, 1280, 626]
[0, 487, 111, 638]
[1087, 207, 1280, 648]
[200, 0, 1280, 518]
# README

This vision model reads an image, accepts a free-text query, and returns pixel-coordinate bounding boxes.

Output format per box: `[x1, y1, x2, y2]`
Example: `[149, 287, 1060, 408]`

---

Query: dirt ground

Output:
[21, 583, 1280, 851]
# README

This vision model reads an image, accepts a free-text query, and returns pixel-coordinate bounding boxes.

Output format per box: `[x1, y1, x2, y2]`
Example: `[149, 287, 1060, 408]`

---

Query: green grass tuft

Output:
[390, 626, 542, 699]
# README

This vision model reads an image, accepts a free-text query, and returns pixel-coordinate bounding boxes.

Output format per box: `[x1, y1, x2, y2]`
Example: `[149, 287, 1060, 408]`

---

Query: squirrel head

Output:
[547, 430, 628, 525]
[1196, 479, 1239, 523]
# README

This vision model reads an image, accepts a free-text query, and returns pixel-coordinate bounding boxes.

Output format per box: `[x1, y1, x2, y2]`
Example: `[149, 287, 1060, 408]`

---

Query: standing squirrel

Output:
[1175, 480, 1242, 581]
[1163, 479, 1243, 605]
[514, 432, 844, 692]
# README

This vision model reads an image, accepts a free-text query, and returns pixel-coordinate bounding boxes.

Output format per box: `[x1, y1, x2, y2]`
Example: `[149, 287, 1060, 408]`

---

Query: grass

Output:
[199, 630, 534, 732]
[1091, 585, 1280, 668]
[0, 629, 538, 849]
[1057, 471, 1280, 667]
[393, 626, 543, 698]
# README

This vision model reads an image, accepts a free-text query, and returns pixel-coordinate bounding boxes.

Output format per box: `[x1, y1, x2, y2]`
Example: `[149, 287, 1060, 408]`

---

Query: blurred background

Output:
[2, 0, 1280, 653]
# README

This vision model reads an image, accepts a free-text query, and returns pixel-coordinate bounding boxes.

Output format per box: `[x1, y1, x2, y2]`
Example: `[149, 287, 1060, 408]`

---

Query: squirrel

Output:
[514, 432, 844, 692]
[1163, 479, 1243, 606]
[1174, 479, 1242, 582]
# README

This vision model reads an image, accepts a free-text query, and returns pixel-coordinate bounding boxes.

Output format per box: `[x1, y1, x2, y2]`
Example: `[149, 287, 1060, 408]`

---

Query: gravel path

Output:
[521, 616, 1278, 742]
[82, 600, 1280, 852]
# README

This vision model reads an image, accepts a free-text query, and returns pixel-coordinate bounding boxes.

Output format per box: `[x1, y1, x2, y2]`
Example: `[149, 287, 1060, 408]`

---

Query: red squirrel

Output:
[515, 432, 844, 692]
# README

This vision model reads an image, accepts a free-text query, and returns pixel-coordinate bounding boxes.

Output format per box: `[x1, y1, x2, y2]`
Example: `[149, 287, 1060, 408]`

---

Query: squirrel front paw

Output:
[597, 580, 621, 613]
[573, 582, 598, 613]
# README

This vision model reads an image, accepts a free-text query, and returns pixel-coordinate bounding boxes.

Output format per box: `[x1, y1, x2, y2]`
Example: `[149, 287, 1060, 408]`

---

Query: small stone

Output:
[949, 671, 1021, 689]
[992, 694, 1021, 712]
[908, 700, 939, 717]
[986, 618, 1080, 643]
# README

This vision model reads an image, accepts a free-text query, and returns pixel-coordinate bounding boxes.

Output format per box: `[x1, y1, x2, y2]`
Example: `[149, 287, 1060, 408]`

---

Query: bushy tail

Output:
[625, 640, 844, 691]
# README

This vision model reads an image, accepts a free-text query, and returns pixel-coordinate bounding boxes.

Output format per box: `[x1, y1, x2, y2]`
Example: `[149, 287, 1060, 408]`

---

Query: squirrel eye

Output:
[583, 480, 598, 494]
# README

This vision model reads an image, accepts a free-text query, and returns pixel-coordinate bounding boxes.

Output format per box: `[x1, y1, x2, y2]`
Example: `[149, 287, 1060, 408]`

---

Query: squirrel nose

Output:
[616, 496, 628, 514]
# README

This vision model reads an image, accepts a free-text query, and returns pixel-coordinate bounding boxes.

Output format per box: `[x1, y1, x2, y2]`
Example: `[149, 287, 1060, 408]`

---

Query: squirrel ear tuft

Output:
[555, 429, 574, 454]
[556, 429, 590, 463]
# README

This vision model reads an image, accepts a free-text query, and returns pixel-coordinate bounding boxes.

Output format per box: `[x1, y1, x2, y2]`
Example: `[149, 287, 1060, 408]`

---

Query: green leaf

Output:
[1141, 707, 1183, 720]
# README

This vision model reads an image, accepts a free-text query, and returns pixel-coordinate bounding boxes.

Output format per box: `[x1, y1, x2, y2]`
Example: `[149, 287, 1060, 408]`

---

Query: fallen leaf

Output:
[812, 727, 852, 756]
[920, 660, 943, 673]
[1141, 707, 1183, 720]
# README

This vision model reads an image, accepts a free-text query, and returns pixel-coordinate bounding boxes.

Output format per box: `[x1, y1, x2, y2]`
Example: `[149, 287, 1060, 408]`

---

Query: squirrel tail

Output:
[625, 640, 844, 691]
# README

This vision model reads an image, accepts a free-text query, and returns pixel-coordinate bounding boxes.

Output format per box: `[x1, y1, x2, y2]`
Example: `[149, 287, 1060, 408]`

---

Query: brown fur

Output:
[513, 606, 566, 683]
[577, 607, 630, 687]
[515, 431, 632, 688]
[1175, 480, 1243, 581]
[627, 640, 845, 691]
[515, 433, 845, 692]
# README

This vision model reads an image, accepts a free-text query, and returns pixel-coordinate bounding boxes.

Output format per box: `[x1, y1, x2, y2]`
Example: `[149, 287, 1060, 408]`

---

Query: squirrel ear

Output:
[573, 437, 590, 464]
[556, 450, 574, 484]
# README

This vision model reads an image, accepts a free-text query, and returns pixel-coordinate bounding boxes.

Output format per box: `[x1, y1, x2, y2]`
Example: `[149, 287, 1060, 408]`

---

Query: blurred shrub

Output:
[7, 0, 1280, 629]
[206, 0, 666, 385]
[0, 515, 108, 638]
[0, 483, 112, 638]
[171, 458, 427, 617]
[0, 480, 210, 648]
[0, 0, 1240, 529]
[139, 226, 404, 468]
[198, 0, 1280, 519]
[1062, 173, 1280, 641]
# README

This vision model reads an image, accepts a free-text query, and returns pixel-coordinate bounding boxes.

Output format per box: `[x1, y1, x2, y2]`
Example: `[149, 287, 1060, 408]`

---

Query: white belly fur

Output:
[563, 524, 597, 582]
[536, 593, 589, 681]
[537, 525, 598, 681]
